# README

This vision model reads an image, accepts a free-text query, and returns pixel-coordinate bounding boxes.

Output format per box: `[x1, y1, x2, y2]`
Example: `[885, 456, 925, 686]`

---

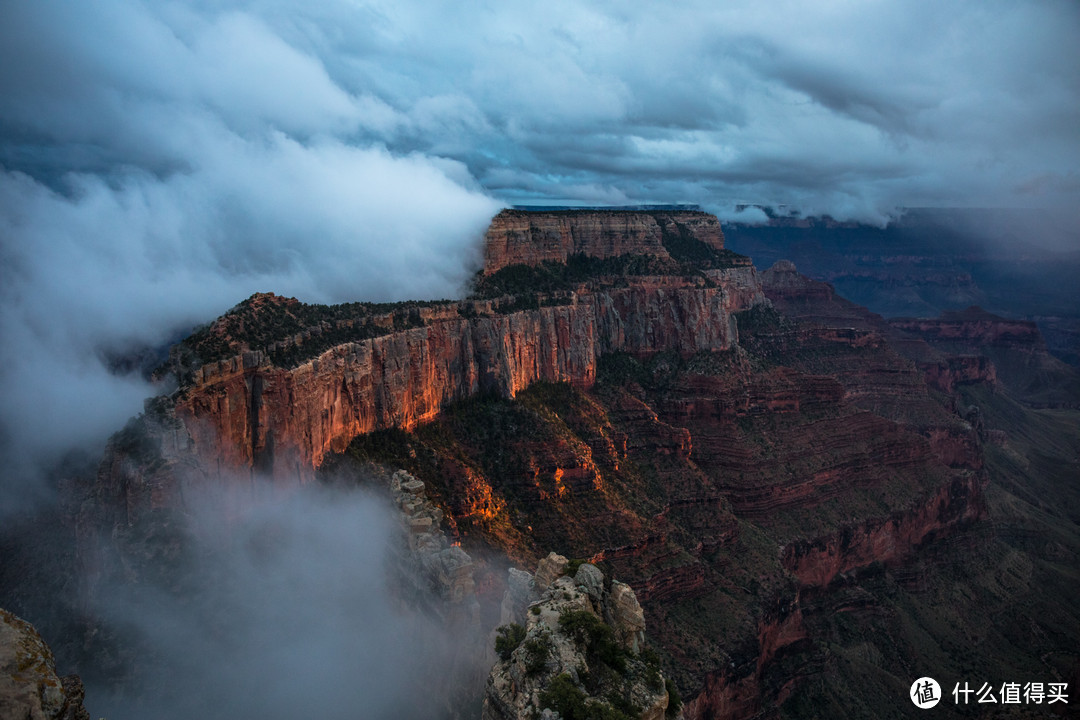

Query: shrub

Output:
[539, 673, 633, 720]
[638, 644, 661, 668]
[494, 623, 526, 661]
[539, 674, 588, 719]
[564, 558, 586, 577]
[523, 636, 551, 676]
[559, 610, 628, 674]
[665, 679, 682, 718]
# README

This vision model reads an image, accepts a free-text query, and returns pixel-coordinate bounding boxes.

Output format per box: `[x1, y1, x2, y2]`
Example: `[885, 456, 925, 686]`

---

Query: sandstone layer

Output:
[482, 209, 725, 274]
[100, 271, 762, 531]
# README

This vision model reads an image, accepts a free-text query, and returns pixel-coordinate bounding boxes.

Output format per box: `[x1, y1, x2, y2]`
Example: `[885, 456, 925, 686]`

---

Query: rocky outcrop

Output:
[483, 553, 674, 720]
[760, 260, 836, 305]
[0, 609, 89, 720]
[390, 470, 479, 620]
[920, 354, 997, 393]
[483, 209, 725, 274]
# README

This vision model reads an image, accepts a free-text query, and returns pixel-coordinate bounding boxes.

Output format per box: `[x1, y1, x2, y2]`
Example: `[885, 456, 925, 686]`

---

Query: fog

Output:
[0, 3, 502, 514]
[0, 2, 1075, 715]
[3, 1, 1077, 512]
[87, 482, 484, 720]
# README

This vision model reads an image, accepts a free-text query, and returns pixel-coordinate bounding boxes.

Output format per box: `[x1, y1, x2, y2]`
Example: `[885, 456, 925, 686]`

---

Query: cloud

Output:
[0, 0, 1075, 711]
[0, 2, 502, 505]
[1, 0, 1077, 501]
[710, 205, 770, 225]
[87, 483, 484, 720]
[0, 137, 498, 489]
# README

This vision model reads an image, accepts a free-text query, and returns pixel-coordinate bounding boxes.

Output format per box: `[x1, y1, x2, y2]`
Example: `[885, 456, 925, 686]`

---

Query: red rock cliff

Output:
[173, 283, 756, 489]
[888, 307, 1044, 349]
[482, 209, 726, 274]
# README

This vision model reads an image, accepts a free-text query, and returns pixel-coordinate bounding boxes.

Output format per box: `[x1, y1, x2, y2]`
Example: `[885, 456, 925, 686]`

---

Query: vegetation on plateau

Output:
[163, 293, 451, 373]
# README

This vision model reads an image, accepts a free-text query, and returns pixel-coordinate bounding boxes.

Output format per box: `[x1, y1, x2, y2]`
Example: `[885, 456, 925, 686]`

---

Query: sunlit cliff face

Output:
[2, 0, 1077, 516]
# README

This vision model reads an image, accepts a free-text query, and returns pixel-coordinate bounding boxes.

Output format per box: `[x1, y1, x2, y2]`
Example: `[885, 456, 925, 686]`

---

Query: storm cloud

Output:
[1, 0, 1078, 507]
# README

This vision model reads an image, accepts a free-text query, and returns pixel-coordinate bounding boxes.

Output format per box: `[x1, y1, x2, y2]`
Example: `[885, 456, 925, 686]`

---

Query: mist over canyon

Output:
[2, 207, 1076, 719]
[1, 2, 1078, 719]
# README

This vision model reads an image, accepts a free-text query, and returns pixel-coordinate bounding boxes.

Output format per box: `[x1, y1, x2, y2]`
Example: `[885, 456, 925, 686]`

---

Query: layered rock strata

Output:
[78, 215, 1018, 719]
[483, 209, 726, 274]
[889, 307, 1045, 348]
[102, 271, 763, 523]
[888, 306, 1080, 408]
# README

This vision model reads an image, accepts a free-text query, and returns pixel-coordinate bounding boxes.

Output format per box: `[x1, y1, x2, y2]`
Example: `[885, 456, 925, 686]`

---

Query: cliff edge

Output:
[482, 209, 726, 275]
[0, 609, 89, 720]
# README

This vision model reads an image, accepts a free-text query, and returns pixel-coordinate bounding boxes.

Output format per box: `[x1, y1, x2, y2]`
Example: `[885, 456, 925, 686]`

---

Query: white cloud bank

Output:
[1, 0, 1077, 503]
[0, 3, 501, 507]
[88, 484, 484, 720]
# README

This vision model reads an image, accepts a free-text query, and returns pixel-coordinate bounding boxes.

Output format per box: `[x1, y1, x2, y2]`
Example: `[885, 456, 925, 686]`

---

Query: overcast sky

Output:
[0, 0, 1078, 506]
[4, 1, 1078, 220]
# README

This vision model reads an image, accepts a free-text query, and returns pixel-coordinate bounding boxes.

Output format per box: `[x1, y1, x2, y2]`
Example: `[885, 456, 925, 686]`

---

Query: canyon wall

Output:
[482, 209, 725, 273]
[167, 282, 755, 491]
[83, 217, 1015, 720]
[889, 308, 1045, 348]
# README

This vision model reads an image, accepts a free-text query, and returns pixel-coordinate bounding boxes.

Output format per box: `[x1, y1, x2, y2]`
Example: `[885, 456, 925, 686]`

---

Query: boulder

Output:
[0, 608, 89, 720]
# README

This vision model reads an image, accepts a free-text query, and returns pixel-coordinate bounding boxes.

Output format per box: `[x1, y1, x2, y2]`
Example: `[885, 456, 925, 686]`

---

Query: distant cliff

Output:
[889, 307, 1045, 348]
[482, 209, 728, 274]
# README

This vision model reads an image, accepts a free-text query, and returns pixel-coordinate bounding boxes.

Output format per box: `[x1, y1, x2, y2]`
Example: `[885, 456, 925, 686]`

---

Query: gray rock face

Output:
[388, 469, 490, 712]
[574, 563, 604, 603]
[533, 552, 569, 590]
[0, 608, 89, 720]
[482, 556, 675, 720]
[500, 568, 540, 626]
[609, 581, 647, 654]
[390, 470, 478, 619]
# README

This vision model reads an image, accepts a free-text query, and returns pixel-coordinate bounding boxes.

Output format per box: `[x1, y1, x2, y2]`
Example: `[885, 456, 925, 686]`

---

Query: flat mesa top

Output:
[482, 207, 729, 274]
[507, 204, 705, 214]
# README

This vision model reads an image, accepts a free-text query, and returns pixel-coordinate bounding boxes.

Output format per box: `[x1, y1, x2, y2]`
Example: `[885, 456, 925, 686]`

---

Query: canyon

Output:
[12, 208, 1079, 719]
